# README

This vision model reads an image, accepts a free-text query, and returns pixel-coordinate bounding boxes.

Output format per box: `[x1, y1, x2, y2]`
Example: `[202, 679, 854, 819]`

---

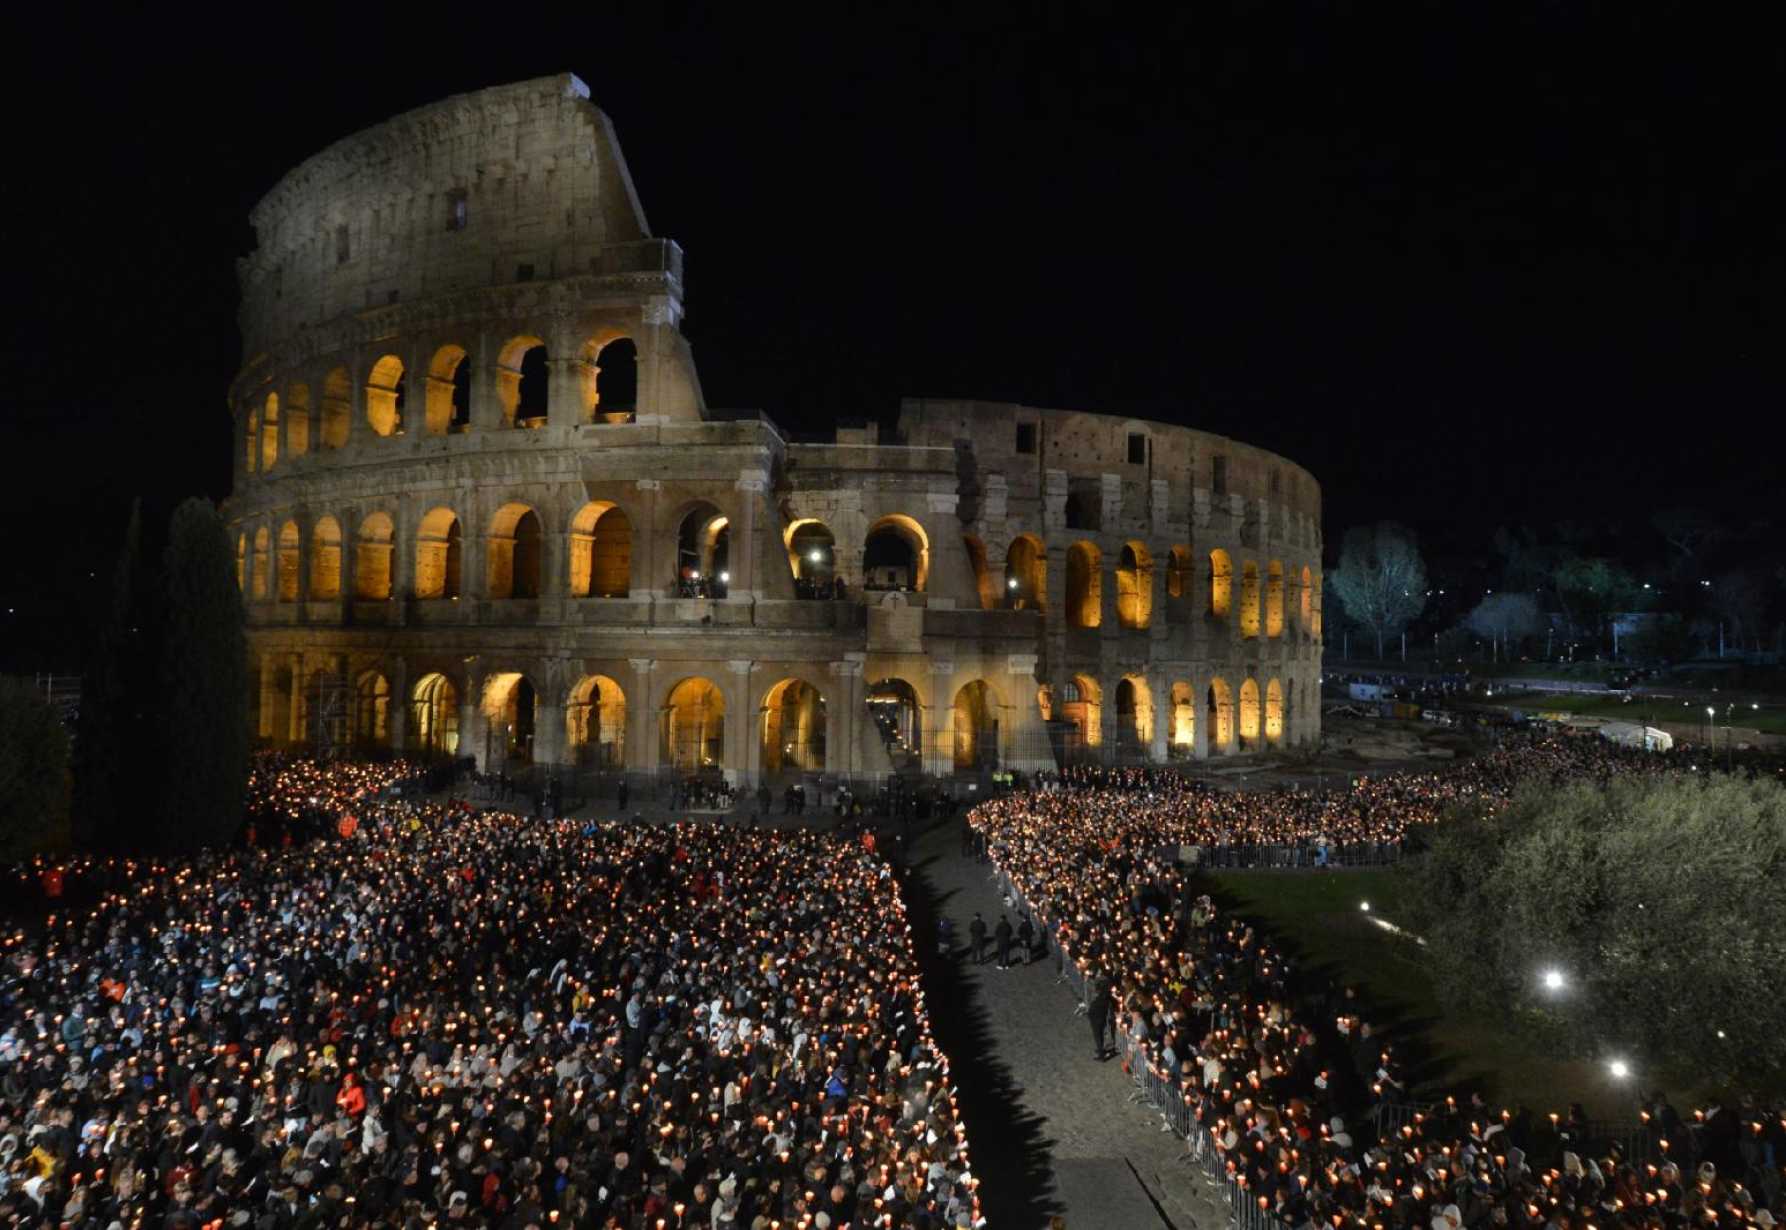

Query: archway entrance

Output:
[1059, 675, 1102, 758]
[863, 515, 928, 592]
[1115, 676, 1152, 756]
[566, 675, 626, 767]
[760, 679, 826, 776]
[354, 672, 390, 748]
[676, 505, 730, 597]
[661, 677, 725, 770]
[952, 680, 1000, 772]
[482, 673, 537, 764]
[1207, 678, 1234, 752]
[412, 673, 460, 756]
[787, 521, 837, 598]
[1005, 534, 1046, 611]
[866, 678, 922, 767]
[1169, 682, 1195, 758]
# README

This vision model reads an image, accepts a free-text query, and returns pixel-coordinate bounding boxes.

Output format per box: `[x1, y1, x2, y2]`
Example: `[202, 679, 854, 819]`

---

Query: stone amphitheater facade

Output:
[224, 74, 1323, 784]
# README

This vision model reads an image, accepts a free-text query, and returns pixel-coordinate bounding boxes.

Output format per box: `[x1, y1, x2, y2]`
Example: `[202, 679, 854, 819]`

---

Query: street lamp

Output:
[1541, 968, 1566, 993]
[1607, 1059, 1631, 1081]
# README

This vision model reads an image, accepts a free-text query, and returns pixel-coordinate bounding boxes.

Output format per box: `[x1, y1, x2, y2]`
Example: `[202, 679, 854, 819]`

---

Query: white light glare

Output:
[718, 571, 730, 583]
[1358, 901, 1371, 912]
[1541, 969, 1566, 992]
[1608, 1059, 1631, 1080]
[808, 549, 823, 563]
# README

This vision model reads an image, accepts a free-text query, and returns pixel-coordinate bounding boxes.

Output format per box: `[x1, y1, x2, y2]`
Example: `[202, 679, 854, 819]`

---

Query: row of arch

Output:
[243, 335, 640, 474]
[1040, 673, 1303, 752]
[987, 533, 1321, 638]
[278, 662, 1305, 772]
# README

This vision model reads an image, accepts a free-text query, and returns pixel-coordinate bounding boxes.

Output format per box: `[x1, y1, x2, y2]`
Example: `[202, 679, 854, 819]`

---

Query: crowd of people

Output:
[969, 736, 1784, 1230]
[0, 758, 982, 1229]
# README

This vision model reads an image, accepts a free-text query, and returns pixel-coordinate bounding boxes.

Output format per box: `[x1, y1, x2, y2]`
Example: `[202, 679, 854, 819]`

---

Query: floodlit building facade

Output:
[225, 74, 1323, 783]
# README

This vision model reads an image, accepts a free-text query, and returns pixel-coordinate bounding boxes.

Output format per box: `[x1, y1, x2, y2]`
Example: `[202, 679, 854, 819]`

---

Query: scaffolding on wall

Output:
[308, 672, 352, 761]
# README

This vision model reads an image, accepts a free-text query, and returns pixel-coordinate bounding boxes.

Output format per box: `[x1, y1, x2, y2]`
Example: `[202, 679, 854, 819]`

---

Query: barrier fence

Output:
[980, 847, 1685, 1230]
[985, 855, 1301, 1230]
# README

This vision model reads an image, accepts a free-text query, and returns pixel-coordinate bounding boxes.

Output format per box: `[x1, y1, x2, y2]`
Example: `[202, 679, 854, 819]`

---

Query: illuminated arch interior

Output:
[951, 678, 1000, 771]
[497, 336, 548, 428]
[309, 516, 342, 601]
[415, 507, 462, 600]
[1005, 534, 1046, 611]
[487, 502, 543, 599]
[276, 521, 300, 602]
[566, 675, 627, 766]
[569, 502, 633, 597]
[320, 366, 351, 449]
[481, 672, 538, 763]
[761, 678, 826, 775]
[425, 344, 471, 435]
[355, 512, 394, 600]
[662, 676, 726, 770]
[1207, 677, 1234, 749]
[1239, 676, 1262, 742]
[1208, 549, 1233, 619]
[1116, 541, 1153, 629]
[366, 355, 405, 437]
[412, 673, 459, 754]
[1066, 541, 1101, 628]
[863, 514, 930, 592]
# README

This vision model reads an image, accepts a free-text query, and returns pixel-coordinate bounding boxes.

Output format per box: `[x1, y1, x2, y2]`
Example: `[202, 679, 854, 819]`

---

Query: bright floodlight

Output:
[1359, 901, 1371, 912]
[1608, 1059, 1631, 1080]
[1541, 969, 1566, 992]
[718, 570, 730, 583]
[809, 549, 823, 563]
[1007, 577, 1020, 589]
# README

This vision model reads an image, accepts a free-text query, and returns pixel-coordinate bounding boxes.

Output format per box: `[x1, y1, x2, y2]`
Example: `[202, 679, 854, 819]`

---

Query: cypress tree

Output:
[156, 498, 249, 850]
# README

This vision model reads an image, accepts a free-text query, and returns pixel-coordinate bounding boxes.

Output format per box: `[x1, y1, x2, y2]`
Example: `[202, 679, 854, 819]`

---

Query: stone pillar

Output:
[1098, 547, 1119, 634]
[1150, 549, 1170, 643]
[628, 658, 656, 777]
[461, 663, 485, 769]
[471, 332, 502, 433]
[830, 655, 865, 781]
[633, 480, 669, 597]
[258, 650, 278, 739]
[1002, 653, 1050, 772]
[927, 662, 955, 777]
[387, 655, 408, 754]
[730, 471, 766, 601]
[287, 653, 305, 744]
[460, 487, 486, 602]
[1192, 676, 1210, 760]
[547, 353, 583, 429]
[727, 660, 755, 786]
[1147, 672, 1170, 764]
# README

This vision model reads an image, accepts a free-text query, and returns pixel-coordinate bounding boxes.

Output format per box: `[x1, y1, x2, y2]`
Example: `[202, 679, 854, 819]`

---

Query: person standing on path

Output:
[1016, 913, 1034, 964]
[994, 915, 1013, 969]
[969, 912, 988, 965]
[1087, 972, 1114, 1060]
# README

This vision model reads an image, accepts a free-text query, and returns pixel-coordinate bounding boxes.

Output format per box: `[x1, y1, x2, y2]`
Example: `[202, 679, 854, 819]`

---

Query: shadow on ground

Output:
[898, 820, 1064, 1229]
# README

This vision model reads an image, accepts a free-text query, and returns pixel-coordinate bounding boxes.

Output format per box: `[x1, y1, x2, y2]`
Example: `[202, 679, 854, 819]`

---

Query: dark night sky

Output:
[2, 4, 1780, 663]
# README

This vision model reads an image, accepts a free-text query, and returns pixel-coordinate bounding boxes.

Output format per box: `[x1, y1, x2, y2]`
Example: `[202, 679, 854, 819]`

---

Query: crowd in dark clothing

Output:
[0, 759, 981, 1230]
[969, 738, 1783, 1230]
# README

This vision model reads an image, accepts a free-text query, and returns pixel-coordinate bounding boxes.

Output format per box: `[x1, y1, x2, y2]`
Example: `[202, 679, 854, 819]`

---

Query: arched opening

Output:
[1004, 534, 1046, 611]
[1207, 678, 1234, 751]
[661, 677, 725, 770]
[244, 406, 258, 473]
[951, 679, 1000, 772]
[1116, 541, 1154, 630]
[1265, 678, 1285, 744]
[1065, 541, 1101, 628]
[863, 515, 929, 592]
[760, 678, 826, 776]
[566, 675, 627, 767]
[425, 344, 470, 435]
[366, 355, 406, 437]
[309, 516, 342, 601]
[1169, 681, 1195, 758]
[276, 521, 300, 602]
[1061, 674, 1102, 750]
[260, 393, 280, 471]
[1064, 489, 1100, 532]
[676, 503, 731, 597]
[786, 520, 838, 598]
[251, 527, 270, 600]
[321, 367, 351, 449]
[866, 678, 922, 762]
[963, 535, 995, 609]
[1239, 678, 1262, 744]
[1299, 565, 1313, 633]
[569, 502, 632, 597]
[355, 512, 395, 600]
[1239, 561, 1261, 638]
[354, 671, 390, 747]
[286, 383, 310, 458]
[586, 337, 637, 423]
[1208, 549, 1233, 619]
[1266, 561, 1285, 637]
[412, 673, 459, 755]
[1167, 546, 1192, 600]
[1313, 574, 1323, 639]
[481, 673, 537, 764]
[487, 503, 543, 599]
[1116, 675, 1153, 752]
[497, 336, 548, 428]
[236, 534, 247, 593]
[415, 508, 462, 600]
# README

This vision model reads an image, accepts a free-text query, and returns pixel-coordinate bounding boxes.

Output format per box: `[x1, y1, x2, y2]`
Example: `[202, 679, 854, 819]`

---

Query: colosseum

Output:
[225, 73, 1323, 788]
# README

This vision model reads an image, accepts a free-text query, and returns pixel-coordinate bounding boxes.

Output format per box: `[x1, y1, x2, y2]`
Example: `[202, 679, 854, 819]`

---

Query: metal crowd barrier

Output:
[986, 857, 1297, 1230]
[1191, 841, 1403, 870]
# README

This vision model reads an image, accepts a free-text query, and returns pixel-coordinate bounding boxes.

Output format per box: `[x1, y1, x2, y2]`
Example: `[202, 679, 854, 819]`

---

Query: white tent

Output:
[1598, 721, 1673, 752]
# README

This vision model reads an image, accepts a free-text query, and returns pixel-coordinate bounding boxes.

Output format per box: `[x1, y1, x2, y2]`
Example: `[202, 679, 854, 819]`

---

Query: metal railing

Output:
[982, 855, 1298, 1230]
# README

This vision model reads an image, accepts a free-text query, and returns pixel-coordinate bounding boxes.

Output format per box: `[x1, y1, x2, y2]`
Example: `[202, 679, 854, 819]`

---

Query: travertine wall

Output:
[225, 76, 1322, 781]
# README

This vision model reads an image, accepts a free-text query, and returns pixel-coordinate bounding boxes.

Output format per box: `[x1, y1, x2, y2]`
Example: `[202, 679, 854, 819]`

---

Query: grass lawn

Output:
[1491, 689, 1786, 735]
[1203, 870, 1638, 1116]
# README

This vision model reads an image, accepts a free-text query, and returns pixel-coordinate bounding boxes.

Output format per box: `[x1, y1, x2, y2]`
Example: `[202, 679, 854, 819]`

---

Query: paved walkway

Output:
[902, 820, 1234, 1230]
